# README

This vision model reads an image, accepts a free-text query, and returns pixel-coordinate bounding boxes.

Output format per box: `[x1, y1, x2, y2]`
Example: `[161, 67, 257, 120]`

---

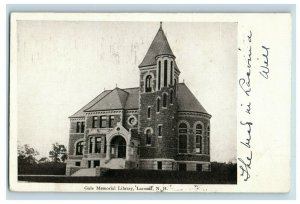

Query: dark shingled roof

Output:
[70, 83, 209, 118]
[139, 26, 175, 68]
[177, 83, 208, 114]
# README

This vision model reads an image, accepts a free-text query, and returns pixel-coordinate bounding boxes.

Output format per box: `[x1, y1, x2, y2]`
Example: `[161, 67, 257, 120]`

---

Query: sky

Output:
[16, 21, 237, 162]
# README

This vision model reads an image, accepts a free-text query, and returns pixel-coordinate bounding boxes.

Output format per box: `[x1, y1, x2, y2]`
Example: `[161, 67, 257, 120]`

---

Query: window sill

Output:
[146, 144, 152, 147]
[158, 136, 162, 138]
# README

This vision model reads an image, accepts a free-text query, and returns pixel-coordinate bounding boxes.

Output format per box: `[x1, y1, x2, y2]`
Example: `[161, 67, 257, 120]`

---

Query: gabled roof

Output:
[85, 88, 129, 112]
[70, 83, 209, 118]
[177, 83, 209, 114]
[69, 90, 111, 118]
[139, 25, 175, 68]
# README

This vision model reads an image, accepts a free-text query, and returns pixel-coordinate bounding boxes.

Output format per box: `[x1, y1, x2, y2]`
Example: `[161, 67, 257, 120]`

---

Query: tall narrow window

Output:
[157, 98, 160, 112]
[164, 60, 168, 87]
[146, 129, 151, 145]
[147, 107, 151, 118]
[109, 116, 114, 128]
[157, 161, 162, 170]
[170, 89, 173, 104]
[178, 123, 188, 153]
[100, 116, 107, 128]
[158, 61, 161, 90]
[92, 116, 98, 128]
[170, 61, 173, 85]
[81, 122, 85, 133]
[195, 124, 203, 154]
[158, 125, 162, 137]
[76, 141, 83, 155]
[89, 137, 94, 153]
[76, 122, 80, 133]
[162, 93, 167, 107]
[95, 137, 101, 153]
[174, 79, 177, 94]
[145, 75, 152, 92]
[207, 125, 210, 154]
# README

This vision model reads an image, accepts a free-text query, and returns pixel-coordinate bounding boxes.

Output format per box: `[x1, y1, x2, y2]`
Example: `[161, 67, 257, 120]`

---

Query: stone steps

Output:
[71, 168, 96, 177]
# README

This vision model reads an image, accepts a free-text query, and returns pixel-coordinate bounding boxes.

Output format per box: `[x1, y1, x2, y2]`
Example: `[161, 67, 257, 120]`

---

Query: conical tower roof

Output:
[139, 23, 175, 68]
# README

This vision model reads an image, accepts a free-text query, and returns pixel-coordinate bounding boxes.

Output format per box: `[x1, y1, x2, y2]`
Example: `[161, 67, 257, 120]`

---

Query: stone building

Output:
[66, 23, 212, 176]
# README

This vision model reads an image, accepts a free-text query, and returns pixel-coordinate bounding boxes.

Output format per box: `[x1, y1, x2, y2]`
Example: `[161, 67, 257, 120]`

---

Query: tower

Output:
[138, 23, 181, 169]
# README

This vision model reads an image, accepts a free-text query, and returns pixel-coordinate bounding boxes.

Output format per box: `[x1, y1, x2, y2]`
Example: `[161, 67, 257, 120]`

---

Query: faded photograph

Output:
[15, 21, 237, 184]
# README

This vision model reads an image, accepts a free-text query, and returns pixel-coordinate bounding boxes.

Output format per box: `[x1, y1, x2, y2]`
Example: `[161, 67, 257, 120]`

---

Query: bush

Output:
[18, 162, 66, 175]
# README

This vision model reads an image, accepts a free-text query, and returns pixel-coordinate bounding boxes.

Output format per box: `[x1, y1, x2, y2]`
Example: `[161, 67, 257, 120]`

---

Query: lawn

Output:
[18, 162, 237, 184]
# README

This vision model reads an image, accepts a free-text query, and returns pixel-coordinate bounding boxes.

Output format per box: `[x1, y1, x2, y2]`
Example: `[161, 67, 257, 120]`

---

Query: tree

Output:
[49, 143, 68, 163]
[18, 144, 39, 165]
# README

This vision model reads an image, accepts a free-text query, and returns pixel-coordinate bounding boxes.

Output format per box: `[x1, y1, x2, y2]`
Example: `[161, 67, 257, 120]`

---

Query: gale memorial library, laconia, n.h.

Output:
[66, 23, 212, 176]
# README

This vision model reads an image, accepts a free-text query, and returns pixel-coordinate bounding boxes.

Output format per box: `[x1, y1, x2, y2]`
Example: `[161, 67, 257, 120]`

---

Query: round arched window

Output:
[127, 115, 137, 126]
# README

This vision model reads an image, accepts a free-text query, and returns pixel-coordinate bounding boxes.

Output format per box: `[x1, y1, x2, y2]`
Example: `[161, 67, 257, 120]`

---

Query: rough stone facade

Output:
[66, 24, 212, 175]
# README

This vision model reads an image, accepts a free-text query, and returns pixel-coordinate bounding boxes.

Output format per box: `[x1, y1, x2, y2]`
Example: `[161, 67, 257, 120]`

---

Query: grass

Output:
[18, 162, 237, 184]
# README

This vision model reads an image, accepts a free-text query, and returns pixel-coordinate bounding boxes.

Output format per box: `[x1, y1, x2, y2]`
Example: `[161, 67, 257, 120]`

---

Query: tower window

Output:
[75, 141, 84, 155]
[170, 89, 174, 104]
[145, 75, 152, 92]
[158, 61, 161, 90]
[108, 116, 114, 128]
[100, 116, 107, 128]
[164, 60, 168, 87]
[178, 123, 188, 153]
[147, 107, 151, 118]
[157, 98, 160, 112]
[195, 123, 203, 154]
[170, 61, 173, 85]
[174, 79, 177, 94]
[162, 93, 167, 107]
[146, 129, 151, 145]
[92, 116, 98, 128]
[158, 125, 162, 137]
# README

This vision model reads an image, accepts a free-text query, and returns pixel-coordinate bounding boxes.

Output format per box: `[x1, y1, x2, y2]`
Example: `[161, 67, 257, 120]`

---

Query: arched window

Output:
[145, 75, 152, 92]
[207, 125, 210, 154]
[162, 93, 167, 107]
[157, 98, 160, 112]
[89, 137, 94, 153]
[158, 61, 161, 90]
[178, 123, 188, 153]
[164, 60, 168, 87]
[170, 61, 173, 85]
[170, 89, 174, 104]
[76, 141, 84, 155]
[195, 124, 203, 154]
[146, 129, 151, 145]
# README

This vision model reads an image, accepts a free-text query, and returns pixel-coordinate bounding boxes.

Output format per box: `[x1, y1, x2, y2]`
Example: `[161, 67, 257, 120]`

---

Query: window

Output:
[89, 137, 94, 153]
[164, 60, 168, 87]
[158, 61, 161, 90]
[170, 61, 173, 85]
[174, 79, 177, 94]
[207, 125, 210, 154]
[92, 116, 98, 128]
[75, 161, 81, 167]
[158, 125, 162, 137]
[88, 161, 91, 168]
[162, 93, 167, 107]
[76, 141, 84, 155]
[207, 125, 210, 136]
[76, 122, 80, 133]
[195, 124, 203, 154]
[146, 129, 151, 145]
[178, 163, 186, 171]
[104, 137, 107, 153]
[157, 98, 160, 112]
[95, 137, 101, 153]
[147, 107, 151, 118]
[196, 164, 202, 172]
[94, 160, 100, 167]
[109, 116, 114, 128]
[178, 123, 188, 153]
[81, 122, 85, 133]
[145, 75, 152, 92]
[170, 90, 173, 104]
[100, 116, 107, 128]
[157, 161, 162, 170]
[207, 137, 210, 155]
[137, 145, 140, 155]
